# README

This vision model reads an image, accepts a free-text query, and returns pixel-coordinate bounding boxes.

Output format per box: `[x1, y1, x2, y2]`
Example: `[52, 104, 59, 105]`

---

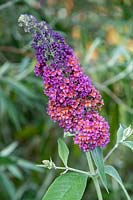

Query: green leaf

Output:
[0, 171, 16, 200]
[17, 158, 43, 172]
[8, 165, 23, 180]
[58, 138, 69, 166]
[64, 132, 75, 138]
[105, 165, 131, 200]
[122, 126, 133, 141]
[0, 156, 16, 165]
[42, 172, 88, 200]
[0, 89, 21, 129]
[122, 141, 133, 151]
[91, 147, 108, 192]
[1, 77, 37, 99]
[116, 124, 125, 144]
[0, 142, 18, 156]
[0, 62, 10, 76]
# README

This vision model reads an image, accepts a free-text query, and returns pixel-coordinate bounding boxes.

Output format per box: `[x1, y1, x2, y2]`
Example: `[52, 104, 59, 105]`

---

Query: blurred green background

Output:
[0, 0, 133, 199]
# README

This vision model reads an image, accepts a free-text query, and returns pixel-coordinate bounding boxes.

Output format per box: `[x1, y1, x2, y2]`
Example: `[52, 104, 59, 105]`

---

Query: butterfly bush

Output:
[18, 14, 110, 151]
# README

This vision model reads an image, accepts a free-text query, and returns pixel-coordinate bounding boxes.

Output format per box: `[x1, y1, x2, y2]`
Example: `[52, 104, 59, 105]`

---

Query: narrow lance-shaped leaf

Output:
[0, 62, 10, 76]
[122, 125, 133, 141]
[0, 142, 18, 156]
[0, 171, 16, 200]
[105, 165, 131, 200]
[122, 141, 133, 151]
[116, 124, 125, 144]
[0, 156, 16, 165]
[8, 165, 23, 180]
[17, 158, 43, 172]
[0, 89, 21, 130]
[42, 172, 88, 200]
[1, 77, 37, 99]
[58, 138, 69, 166]
[91, 147, 108, 192]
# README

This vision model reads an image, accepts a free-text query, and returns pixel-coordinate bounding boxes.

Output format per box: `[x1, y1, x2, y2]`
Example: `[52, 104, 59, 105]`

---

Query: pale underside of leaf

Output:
[91, 147, 108, 192]
[58, 138, 69, 167]
[105, 165, 131, 200]
[122, 141, 133, 151]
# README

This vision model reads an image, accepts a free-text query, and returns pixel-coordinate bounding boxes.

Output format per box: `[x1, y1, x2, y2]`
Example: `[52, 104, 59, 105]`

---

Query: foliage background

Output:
[0, 0, 132, 199]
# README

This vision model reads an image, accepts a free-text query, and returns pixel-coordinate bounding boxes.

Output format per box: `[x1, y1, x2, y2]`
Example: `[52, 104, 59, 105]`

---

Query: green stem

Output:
[86, 152, 103, 200]
[104, 144, 118, 162]
[37, 164, 94, 177]
[55, 166, 92, 177]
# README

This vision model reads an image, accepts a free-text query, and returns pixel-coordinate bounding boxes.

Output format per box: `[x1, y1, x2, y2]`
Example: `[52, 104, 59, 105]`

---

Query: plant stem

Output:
[104, 144, 118, 162]
[37, 164, 94, 177]
[55, 166, 92, 176]
[86, 152, 103, 200]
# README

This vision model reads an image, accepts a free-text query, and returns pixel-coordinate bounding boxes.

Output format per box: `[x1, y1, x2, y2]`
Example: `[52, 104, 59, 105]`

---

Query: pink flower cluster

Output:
[18, 14, 110, 151]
